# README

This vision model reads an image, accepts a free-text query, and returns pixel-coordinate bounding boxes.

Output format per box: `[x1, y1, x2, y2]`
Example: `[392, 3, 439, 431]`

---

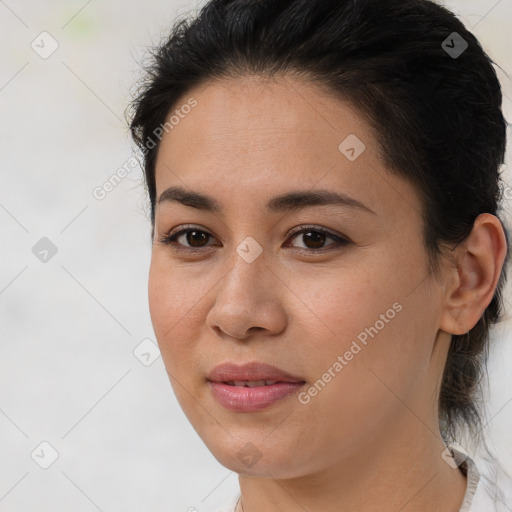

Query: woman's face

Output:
[149, 75, 450, 478]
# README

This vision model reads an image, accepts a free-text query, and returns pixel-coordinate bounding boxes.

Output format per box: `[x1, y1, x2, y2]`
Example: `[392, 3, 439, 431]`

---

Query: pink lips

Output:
[207, 362, 306, 412]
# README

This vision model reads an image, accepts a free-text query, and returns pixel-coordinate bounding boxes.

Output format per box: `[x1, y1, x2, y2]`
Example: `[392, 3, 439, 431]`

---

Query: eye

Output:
[286, 225, 350, 251]
[157, 224, 350, 253]
[158, 224, 217, 252]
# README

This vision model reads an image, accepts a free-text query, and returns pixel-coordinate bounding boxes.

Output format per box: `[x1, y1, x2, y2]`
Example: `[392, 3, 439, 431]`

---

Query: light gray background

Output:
[1, 1, 511, 510]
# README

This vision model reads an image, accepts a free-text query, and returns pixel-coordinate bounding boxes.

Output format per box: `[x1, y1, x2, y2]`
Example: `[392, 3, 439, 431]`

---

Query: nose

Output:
[205, 251, 288, 341]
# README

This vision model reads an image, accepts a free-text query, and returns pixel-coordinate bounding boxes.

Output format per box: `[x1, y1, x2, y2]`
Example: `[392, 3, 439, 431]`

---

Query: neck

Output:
[235, 412, 467, 512]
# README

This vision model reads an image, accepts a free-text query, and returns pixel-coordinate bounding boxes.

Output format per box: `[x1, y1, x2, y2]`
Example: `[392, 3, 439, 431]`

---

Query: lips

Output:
[207, 362, 305, 385]
[207, 362, 306, 412]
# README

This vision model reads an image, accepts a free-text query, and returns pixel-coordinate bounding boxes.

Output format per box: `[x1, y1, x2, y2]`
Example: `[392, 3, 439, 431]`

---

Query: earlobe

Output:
[440, 213, 508, 336]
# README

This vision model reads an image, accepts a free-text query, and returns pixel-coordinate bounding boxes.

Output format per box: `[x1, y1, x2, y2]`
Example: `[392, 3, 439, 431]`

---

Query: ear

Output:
[440, 213, 508, 335]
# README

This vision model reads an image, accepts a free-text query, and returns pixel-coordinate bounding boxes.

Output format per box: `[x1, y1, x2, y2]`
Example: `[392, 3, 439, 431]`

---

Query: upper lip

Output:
[207, 362, 305, 383]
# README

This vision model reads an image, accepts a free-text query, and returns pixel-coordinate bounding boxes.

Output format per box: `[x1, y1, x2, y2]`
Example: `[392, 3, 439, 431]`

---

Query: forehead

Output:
[159, 74, 373, 150]
[153, 75, 420, 221]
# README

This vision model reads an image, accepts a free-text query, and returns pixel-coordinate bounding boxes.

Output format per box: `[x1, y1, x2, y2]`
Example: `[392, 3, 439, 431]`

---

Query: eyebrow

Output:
[157, 186, 376, 215]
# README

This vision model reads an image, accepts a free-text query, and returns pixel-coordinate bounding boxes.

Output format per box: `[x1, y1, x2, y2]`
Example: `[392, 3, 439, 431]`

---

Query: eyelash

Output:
[158, 224, 351, 254]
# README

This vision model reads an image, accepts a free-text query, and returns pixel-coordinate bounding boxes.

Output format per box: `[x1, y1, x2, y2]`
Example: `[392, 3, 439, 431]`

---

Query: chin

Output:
[204, 434, 310, 479]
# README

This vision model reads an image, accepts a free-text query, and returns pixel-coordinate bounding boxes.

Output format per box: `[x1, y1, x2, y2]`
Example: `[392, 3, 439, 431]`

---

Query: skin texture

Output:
[148, 75, 507, 512]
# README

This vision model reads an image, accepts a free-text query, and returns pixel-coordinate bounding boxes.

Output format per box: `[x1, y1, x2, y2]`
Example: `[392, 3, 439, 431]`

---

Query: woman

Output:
[128, 0, 511, 510]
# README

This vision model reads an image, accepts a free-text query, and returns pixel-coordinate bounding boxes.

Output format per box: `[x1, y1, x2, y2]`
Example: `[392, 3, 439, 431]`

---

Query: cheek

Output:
[292, 261, 400, 351]
[148, 259, 175, 339]
[147, 257, 207, 363]
[147, 257, 209, 416]
[294, 252, 432, 401]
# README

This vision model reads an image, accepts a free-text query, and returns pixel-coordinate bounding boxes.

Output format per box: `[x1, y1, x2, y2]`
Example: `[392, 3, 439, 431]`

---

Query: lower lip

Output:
[208, 381, 305, 412]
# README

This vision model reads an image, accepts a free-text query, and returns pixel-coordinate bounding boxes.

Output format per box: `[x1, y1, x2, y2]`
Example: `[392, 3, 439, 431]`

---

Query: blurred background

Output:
[1, 0, 511, 510]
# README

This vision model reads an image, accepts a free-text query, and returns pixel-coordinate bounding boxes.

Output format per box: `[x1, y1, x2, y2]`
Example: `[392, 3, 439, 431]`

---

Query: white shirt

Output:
[210, 444, 512, 512]
[454, 443, 511, 511]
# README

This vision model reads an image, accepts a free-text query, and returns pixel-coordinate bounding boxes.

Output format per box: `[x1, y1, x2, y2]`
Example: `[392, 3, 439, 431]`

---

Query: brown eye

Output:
[159, 226, 217, 251]
[295, 231, 329, 249]
[183, 230, 211, 247]
[288, 226, 350, 251]
[159, 224, 350, 253]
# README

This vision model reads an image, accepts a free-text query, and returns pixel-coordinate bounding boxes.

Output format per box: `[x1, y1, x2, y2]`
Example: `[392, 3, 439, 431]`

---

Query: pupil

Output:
[187, 231, 208, 247]
[304, 231, 325, 249]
